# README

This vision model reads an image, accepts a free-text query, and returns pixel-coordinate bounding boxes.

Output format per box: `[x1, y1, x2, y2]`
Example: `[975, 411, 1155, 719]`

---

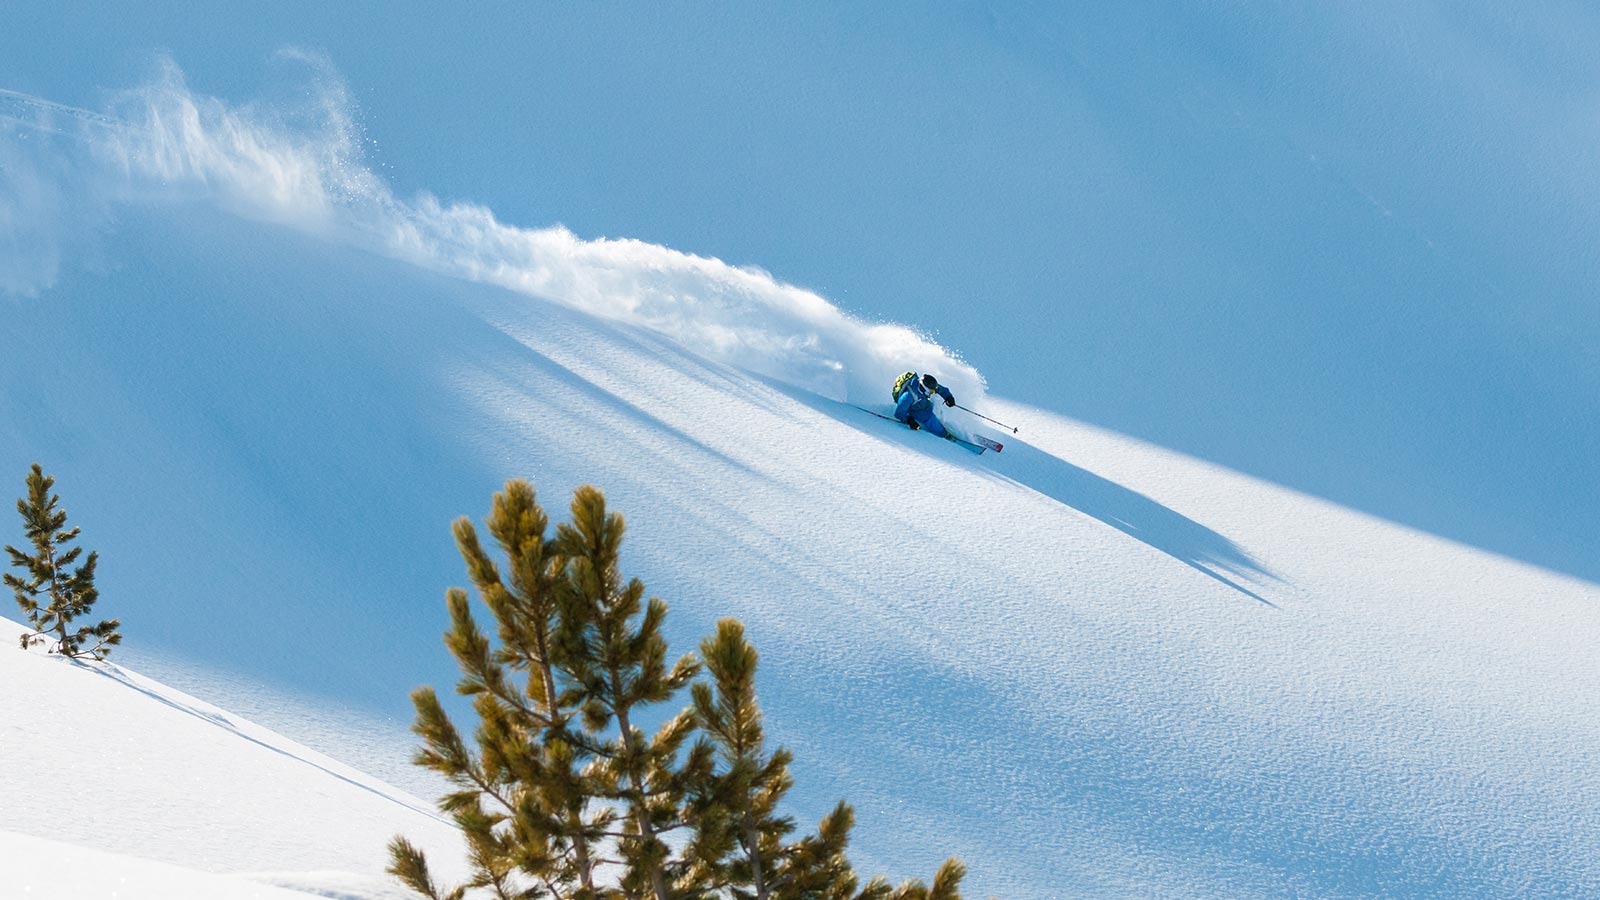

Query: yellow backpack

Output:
[892, 371, 917, 402]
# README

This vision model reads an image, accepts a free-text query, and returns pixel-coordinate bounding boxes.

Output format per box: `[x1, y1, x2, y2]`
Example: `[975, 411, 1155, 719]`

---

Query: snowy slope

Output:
[2, 75, 1599, 900]
[0, 619, 465, 898]
[3, 829, 423, 900]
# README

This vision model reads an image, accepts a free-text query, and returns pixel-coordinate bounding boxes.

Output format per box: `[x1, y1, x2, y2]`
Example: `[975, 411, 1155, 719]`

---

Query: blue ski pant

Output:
[895, 394, 950, 438]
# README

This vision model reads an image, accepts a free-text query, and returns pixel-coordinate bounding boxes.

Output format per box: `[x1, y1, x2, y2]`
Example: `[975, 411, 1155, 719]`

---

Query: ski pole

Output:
[955, 404, 1018, 434]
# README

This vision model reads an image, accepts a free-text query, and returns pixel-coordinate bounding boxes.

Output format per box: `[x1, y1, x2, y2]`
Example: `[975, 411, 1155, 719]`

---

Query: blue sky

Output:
[4, 1, 1596, 580]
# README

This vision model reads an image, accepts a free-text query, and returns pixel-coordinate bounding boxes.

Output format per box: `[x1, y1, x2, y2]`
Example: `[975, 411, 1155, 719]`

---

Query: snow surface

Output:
[2, 829, 416, 900]
[0, 618, 465, 898]
[3, 70, 1599, 900]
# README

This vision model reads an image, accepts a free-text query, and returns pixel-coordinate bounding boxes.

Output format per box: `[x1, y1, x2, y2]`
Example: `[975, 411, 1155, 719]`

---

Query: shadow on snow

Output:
[780, 387, 1280, 607]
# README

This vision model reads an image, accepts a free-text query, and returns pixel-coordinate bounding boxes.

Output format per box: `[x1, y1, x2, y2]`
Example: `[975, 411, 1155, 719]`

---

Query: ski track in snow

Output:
[1, 64, 1599, 900]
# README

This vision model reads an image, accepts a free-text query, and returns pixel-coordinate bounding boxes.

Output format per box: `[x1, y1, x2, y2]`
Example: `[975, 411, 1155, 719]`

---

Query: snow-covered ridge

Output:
[0, 60, 981, 405]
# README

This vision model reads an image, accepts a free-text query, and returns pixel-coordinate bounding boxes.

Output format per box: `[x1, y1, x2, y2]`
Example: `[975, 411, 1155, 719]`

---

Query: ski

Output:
[849, 405, 1002, 454]
[969, 434, 1004, 453]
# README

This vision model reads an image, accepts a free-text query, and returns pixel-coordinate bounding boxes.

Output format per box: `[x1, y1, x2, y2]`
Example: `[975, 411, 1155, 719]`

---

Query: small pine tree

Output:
[391, 480, 977, 900]
[5, 464, 121, 659]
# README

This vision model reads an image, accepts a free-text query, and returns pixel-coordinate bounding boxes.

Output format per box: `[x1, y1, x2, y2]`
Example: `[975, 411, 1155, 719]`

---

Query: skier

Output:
[892, 371, 957, 439]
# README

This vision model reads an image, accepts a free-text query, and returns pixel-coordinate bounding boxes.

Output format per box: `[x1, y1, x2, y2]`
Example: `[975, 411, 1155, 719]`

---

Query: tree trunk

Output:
[614, 700, 671, 900]
[742, 804, 770, 900]
[531, 622, 598, 896]
[45, 543, 66, 650]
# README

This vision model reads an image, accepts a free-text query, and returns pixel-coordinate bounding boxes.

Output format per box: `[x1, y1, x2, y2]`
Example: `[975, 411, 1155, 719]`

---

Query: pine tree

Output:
[553, 486, 700, 900]
[388, 479, 608, 900]
[689, 618, 798, 899]
[4, 464, 121, 659]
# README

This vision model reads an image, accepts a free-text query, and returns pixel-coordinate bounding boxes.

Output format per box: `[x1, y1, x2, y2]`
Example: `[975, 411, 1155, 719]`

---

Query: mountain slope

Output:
[3, 205, 1596, 900]
[1, 79, 1598, 899]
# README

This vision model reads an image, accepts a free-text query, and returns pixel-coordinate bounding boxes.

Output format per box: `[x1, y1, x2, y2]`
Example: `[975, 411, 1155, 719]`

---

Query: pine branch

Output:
[928, 860, 967, 900]
[387, 836, 468, 900]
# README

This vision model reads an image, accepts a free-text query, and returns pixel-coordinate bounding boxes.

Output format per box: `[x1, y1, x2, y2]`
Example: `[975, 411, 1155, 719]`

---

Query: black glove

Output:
[907, 418, 920, 431]
[945, 395, 956, 407]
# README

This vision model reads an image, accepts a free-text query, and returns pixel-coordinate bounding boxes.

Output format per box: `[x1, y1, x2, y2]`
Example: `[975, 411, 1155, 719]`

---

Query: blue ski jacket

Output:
[892, 372, 954, 437]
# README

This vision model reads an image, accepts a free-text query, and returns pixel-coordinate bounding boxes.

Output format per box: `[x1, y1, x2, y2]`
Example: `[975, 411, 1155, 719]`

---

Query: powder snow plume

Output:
[0, 57, 983, 405]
